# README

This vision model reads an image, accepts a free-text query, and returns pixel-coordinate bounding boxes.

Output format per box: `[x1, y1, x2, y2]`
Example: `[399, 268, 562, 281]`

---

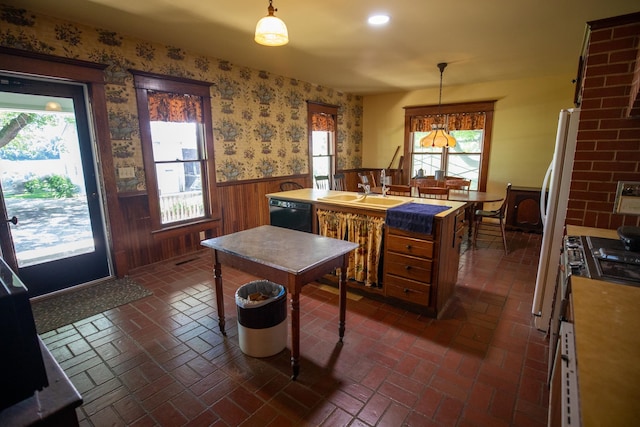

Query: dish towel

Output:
[385, 203, 451, 234]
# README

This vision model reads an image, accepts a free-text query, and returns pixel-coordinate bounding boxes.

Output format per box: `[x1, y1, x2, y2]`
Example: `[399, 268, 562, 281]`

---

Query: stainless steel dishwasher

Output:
[268, 198, 312, 232]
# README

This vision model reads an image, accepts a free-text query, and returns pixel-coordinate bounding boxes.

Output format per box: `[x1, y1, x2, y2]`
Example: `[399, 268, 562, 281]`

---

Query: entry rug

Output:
[31, 277, 152, 334]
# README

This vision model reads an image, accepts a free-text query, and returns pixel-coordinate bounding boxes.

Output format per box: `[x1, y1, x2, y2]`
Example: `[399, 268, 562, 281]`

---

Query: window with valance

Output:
[308, 102, 338, 188]
[132, 70, 219, 234]
[404, 101, 495, 191]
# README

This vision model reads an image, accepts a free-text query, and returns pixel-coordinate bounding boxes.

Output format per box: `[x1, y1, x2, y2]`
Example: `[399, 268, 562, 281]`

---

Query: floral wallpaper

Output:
[0, 4, 364, 192]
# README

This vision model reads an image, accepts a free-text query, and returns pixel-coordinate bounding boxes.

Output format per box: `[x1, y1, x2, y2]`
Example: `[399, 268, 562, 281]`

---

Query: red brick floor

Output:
[39, 231, 549, 426]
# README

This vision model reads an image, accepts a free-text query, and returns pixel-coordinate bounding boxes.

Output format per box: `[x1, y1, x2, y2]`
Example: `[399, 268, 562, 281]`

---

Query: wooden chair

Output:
[369, 171, 378, 188]
[445, 179, 471, 192]
[386, 184, 411, 196]
[412, 177, 440, 188]
[472, 183, 511, 254]
[279, 181, 303, 191]
[314, 175, 330, 190]
[417, 186, 449, 199]
[332, 173, 346, 191]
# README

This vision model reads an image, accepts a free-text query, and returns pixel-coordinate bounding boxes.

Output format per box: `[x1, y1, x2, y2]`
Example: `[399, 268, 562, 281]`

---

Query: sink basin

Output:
[355, 197, 408, 207]
[318, 194, 410, 209]
[319, 194, 362, 202]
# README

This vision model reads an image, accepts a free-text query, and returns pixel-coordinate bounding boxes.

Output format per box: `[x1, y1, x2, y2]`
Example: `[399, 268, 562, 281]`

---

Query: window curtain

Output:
[410, 112, 485, 132]
[316, 209, 385, 286]
[148, 91, 203, 123]
[311, 112, 335, 132]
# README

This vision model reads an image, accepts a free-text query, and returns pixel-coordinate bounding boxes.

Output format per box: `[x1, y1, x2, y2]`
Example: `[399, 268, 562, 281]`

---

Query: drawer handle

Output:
[403, 288, 409, 293]
[405, 245, 411, 250]
[405, 265, 411, 270]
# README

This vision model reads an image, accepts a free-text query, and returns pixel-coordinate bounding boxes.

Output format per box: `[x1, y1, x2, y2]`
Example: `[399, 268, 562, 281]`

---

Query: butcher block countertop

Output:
[566, 225, 640, 426]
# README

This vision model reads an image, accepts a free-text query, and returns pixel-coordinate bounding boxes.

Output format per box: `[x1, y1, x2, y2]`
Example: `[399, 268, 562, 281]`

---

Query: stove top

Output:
[564, 235, 640, 286]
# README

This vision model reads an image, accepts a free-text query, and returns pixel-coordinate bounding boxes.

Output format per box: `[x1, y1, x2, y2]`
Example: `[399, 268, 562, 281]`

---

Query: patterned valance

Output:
[311, 112, 335, 132]
[148, 91, 203, 123]
[410, 112, 485, 132]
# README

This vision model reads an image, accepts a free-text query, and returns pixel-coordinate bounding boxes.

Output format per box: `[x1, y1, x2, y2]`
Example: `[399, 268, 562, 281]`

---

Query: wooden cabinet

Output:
[505, 186, 545, 233]
[382, 207, 462, 318]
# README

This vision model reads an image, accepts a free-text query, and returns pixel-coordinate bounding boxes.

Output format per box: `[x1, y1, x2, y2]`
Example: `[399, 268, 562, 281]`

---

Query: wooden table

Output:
[0, 338, 82, 426]
[201, 225, 359, 380]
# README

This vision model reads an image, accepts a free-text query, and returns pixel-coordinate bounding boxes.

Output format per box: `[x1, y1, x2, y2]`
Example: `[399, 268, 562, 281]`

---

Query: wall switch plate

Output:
[199, 231, 205, 240]
[118, 167, 135, 179]
[614, 181, 640, 215]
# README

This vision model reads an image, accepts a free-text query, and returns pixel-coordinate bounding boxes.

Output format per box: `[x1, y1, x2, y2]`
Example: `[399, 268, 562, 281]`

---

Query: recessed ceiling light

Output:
[368, 14, 390, 26]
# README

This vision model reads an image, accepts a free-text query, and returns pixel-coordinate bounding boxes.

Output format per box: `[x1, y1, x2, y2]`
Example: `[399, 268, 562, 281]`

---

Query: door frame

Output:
[0, 47, 129, 276]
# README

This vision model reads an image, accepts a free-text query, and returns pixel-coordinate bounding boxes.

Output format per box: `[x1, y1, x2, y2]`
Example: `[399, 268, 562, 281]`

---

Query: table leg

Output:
[338, 259, 347, 342]
[212, 250, 226, 336]
[290, 289, 300, 380]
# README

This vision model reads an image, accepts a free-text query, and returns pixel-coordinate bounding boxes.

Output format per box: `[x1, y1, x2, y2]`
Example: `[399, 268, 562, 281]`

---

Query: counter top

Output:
[566, 224, 640, 426]
[266, 189, 466, 217]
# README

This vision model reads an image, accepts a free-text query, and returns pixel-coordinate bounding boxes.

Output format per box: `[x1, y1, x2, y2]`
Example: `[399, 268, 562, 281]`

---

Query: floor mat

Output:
[31, 277, 152, 334]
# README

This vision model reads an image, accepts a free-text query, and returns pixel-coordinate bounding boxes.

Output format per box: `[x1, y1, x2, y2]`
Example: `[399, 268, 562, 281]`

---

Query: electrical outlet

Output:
[199, 231, 205, 240]
[118, 167, 135, 179]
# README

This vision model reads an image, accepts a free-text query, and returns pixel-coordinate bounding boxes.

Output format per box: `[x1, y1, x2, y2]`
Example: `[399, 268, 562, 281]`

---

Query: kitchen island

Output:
[266, 189, 467, 318]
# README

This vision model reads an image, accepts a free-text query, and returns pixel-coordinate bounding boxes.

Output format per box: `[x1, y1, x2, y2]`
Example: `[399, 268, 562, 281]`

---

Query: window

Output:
[404, 101, 495, 191]
[133, 71, 218, 233]
[308, 102, 338, 188]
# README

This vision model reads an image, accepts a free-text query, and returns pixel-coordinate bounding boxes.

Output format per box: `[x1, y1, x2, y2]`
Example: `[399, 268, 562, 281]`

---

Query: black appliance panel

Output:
[268, 198, 312, 233]
[0, 258, 48, 410]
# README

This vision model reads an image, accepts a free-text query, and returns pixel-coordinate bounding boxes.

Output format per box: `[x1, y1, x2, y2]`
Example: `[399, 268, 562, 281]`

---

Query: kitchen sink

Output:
[318, 194, 362, 202]
[318, 194, 410, 209]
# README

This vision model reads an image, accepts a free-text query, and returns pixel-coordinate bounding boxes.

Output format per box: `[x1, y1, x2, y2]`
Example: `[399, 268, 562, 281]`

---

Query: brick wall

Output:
[567, 13, 640, 230]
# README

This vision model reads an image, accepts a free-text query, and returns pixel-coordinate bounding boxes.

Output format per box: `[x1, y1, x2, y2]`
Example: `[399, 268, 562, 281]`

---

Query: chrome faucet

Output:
[380, 169, 388, 197]
[358, 183, 371, 195]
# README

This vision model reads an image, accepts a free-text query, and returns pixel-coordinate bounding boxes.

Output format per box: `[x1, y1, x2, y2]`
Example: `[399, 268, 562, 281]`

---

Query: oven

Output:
[548, 234, 640, 380]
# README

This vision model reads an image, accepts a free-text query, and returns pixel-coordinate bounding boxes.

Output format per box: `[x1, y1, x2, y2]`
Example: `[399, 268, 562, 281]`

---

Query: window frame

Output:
[307, 101, 338, 188]
[132, 70, 219, 236]
[403, 101, 495, 191]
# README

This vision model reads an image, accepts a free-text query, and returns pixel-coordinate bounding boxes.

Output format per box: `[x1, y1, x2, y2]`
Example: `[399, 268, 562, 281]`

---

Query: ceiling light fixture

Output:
[420, 63, 456, 148]
[255, 0, 289, 47]
[368, 14, 390, 26]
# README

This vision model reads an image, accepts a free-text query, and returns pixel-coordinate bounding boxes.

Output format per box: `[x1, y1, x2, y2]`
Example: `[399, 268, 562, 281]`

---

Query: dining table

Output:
[201, 225, 359, 380]
[447, 190, 504, 239]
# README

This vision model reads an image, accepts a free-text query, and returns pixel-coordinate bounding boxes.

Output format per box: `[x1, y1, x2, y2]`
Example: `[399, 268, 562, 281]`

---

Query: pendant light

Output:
[255, 0, 289, 47]
[420, 63, 456, 148]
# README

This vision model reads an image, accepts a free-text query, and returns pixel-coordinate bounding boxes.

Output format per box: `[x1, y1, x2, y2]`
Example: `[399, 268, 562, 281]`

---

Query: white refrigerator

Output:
[532, 108, 580, 332]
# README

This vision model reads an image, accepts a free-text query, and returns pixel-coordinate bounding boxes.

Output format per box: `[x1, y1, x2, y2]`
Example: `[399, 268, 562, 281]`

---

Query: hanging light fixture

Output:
[44, 101, 62, 112]
[255, 0, 289, 47]
[420, 63, 456, 148]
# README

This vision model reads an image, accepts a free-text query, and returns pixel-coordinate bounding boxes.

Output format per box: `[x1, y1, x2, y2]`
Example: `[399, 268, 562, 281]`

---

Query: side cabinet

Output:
[382, 208, 462, 318]
[505, 186, 545, 233]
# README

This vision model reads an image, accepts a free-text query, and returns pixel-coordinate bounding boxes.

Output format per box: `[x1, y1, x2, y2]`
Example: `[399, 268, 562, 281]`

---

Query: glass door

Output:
[0, 75, 111, 296]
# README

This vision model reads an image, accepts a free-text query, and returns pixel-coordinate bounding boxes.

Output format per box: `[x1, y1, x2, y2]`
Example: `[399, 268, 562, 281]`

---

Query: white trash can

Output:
[235, 280, 287, 357]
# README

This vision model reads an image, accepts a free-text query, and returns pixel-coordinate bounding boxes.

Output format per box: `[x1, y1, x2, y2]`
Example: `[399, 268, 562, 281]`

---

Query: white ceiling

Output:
[6, 0, 639, 95]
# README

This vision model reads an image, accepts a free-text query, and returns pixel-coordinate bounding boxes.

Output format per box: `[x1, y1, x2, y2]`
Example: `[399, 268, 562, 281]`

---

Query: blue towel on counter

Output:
[385, 203, 451, 234]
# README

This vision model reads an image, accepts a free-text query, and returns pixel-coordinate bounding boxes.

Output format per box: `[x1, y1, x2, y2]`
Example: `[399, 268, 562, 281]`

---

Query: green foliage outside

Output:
[23, 175, 78, 198]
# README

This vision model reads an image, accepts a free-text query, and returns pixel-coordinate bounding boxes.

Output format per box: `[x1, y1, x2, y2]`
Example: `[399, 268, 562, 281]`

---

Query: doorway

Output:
[0, 75, 111, 296]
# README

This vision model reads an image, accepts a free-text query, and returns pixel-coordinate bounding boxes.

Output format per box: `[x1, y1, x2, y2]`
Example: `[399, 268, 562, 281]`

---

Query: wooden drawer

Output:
[385, 274, 430, 306]
[455, 208, 465, 232]
[386, 234, 434, 258]
[384, 252, 432, 283]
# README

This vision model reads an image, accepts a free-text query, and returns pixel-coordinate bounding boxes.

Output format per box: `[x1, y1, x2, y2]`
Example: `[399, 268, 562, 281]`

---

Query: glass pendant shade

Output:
[420, 124, 456, 148]
[255, 2, 288, 46]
